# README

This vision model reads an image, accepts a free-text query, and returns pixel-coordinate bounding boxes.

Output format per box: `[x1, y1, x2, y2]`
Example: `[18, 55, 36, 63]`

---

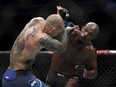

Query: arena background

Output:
[0, 0, 116, 87]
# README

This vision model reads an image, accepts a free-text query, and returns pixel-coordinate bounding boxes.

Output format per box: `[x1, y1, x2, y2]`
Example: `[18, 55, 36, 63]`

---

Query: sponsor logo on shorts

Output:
[31, 80, 36, 86]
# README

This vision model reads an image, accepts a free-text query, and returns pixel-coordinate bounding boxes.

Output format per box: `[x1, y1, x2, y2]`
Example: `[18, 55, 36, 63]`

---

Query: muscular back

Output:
[9, 17, 45, 70]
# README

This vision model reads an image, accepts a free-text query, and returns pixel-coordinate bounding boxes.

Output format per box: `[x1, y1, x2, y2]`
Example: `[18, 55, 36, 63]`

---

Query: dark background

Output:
[0, 0, 116, 51]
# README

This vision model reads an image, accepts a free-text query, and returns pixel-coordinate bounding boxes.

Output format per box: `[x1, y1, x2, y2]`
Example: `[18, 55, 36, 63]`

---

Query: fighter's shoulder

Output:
[30, 17, 45, 22]
[29, 17, 45, 24]
[26, 17, 45, 28]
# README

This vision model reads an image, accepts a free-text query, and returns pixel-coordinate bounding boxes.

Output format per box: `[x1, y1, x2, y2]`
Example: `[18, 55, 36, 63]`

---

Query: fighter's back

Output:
[9, 17, 45, 70]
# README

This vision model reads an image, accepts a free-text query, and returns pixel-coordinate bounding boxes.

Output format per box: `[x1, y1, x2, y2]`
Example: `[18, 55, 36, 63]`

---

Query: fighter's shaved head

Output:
[85, 22, 99, 36]
[46, 14, 64, 27]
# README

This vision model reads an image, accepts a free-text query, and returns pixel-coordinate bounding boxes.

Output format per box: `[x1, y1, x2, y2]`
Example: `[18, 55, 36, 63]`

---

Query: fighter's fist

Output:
[75, 65, 88, 78]
[66, 23, 80, 33]
[56, 6, 69, 20]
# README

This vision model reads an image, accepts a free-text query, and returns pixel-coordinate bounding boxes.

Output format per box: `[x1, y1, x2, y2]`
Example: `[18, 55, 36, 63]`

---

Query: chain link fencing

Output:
[0, 50, 116, 87]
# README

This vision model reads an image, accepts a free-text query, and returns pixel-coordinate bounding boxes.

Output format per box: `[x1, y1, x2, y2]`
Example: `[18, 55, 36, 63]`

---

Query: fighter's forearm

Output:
[39, 33, 68, 53]
[57, 29, 68, 50]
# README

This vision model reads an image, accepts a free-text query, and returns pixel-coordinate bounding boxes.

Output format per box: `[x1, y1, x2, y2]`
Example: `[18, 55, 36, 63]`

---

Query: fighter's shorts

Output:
[2, 69, 48, 87]
[46, 68, 79, 87]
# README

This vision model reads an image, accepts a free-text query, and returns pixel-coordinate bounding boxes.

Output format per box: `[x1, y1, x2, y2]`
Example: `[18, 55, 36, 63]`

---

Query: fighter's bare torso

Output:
[51, 30, 96, 75]
[9, 17, 45, 70]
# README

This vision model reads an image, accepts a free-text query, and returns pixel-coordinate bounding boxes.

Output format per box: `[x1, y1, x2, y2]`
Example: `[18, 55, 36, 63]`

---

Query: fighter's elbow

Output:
[55, 45, 66, 53]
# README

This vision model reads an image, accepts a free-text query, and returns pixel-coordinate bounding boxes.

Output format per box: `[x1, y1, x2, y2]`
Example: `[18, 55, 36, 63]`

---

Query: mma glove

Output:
[65, 22, 74, 33]
[59, 8, 69, 27]
[75, 65, 88, 78]
[59, 8, 69, 21]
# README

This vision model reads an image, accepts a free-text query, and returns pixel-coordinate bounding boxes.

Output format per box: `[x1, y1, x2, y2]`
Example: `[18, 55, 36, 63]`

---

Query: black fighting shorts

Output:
[46, 68, 79, 87]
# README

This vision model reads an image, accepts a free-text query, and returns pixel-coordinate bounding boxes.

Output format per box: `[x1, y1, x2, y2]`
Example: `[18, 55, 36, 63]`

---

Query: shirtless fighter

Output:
[2, 14, 68, 87]
[46, 6, 100, 87]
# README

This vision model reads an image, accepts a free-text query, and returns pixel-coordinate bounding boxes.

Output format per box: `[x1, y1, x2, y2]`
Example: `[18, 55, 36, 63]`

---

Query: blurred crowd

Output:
[0, 0, 116, 50]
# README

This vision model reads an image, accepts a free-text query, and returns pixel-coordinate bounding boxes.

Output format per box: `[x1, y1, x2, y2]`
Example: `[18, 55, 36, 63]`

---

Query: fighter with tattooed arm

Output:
[2, 14, 68, 87]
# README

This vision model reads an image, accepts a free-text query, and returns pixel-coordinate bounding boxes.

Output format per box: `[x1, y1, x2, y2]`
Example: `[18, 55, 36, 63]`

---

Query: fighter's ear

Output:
[51, 27, 56, 31]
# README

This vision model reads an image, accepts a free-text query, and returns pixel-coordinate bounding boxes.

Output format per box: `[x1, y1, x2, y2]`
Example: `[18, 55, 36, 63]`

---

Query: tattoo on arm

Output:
[26, 26, 38, 41]
[10, 36, 25, 60]
[39, 35, 65, 52]
[57, 30, 68, 50]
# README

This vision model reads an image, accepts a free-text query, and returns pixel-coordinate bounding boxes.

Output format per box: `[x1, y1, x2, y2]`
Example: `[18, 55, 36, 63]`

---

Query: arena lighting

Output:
[96, 50, 116, 55]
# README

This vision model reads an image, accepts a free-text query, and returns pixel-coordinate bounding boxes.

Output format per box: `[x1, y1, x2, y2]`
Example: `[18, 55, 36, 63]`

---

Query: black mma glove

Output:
[66, 22, 74, 33]
[75, 65, 88, 78]
[66, 22, 81, 33]
[59, 8, 69, 20]
[59, 8, 69, 27]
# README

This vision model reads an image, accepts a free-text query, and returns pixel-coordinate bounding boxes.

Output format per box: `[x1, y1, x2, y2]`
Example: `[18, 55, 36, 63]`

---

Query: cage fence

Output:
[0, 50, 116, 87]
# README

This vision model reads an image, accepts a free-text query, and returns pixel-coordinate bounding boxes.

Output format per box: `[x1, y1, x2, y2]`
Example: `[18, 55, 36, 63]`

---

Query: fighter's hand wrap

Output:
[75, 65, 88, 78]
[59, 8, 69, 21]
[65, 22, 74, 33]
[66, 26, 74, 33]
